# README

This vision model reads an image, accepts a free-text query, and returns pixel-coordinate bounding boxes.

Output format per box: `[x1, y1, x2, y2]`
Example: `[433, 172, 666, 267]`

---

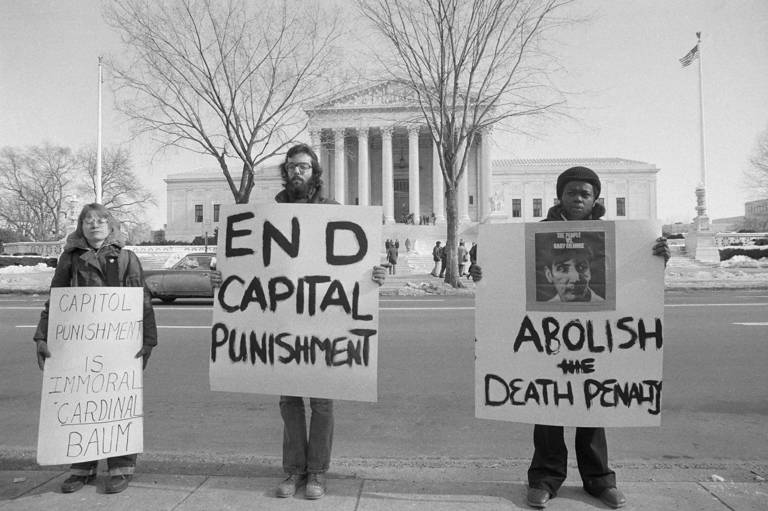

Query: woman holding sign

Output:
[34, 203, 157, 495]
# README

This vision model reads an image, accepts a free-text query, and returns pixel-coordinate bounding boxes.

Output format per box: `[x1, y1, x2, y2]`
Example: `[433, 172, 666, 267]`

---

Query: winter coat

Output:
[33, 230, 158, 347]
[457, 244, 469, 264]
[386, 245, 398, 264]
[542, 202, 605, 222]
[432, 244, 442, 262]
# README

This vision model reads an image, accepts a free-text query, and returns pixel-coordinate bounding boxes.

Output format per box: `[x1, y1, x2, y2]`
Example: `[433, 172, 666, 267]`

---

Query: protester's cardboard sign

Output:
[210, 204, 381, 402]
[475, 221, 664, 427]
[37, 287, 144, 465]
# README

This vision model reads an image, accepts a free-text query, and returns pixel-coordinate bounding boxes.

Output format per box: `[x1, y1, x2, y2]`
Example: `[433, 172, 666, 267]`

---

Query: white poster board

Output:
[210, 204, 381, 402]
[475, 221, 664, 427]
[37, 287, 144, 465]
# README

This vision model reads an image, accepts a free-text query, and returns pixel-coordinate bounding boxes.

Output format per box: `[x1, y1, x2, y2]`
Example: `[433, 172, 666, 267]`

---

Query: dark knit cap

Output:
[556, 166, 601, 199]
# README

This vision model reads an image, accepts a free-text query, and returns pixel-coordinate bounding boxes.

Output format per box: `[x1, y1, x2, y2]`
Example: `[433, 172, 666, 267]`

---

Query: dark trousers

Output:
[70, 454, 137, 477]
[438, 259, 446, 277]
[528, 425, 615, 497]
[280, 396, 334, 474]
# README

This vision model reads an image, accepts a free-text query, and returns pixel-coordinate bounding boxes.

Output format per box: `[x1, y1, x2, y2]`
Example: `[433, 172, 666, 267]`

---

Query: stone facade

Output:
[164, 81, 660, 241]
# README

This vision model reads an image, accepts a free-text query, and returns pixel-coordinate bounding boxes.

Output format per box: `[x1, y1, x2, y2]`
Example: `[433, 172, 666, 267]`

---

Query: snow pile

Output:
[720, 255, 768, 268]
[0, 263, 55, 274]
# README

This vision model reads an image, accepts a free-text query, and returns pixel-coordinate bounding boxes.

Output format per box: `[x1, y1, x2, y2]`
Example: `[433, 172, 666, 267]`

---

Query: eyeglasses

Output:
[285, 162, 313, 174]
[83, 216, 108, 225]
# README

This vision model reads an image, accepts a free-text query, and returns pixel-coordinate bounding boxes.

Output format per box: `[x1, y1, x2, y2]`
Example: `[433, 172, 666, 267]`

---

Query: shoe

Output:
[598, 487, 627, 509]
[276, 474, 306, 498]
[304, 472, 326, 500]
[526, 487, 551, 508]
[61, 474, 91, 493]
[104, 474, 132, 494]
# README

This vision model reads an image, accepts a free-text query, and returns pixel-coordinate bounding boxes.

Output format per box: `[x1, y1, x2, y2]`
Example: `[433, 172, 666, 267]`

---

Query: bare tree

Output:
[358, 0, 571, 286]
[0, 144, 77, 241]
[105, 0, 342, 203]
[745, 125, 768, 200]
[77, 146, 156, 229]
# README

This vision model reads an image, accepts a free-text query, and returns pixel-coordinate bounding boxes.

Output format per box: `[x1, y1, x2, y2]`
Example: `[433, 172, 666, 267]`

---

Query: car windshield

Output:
[176, 256, 211, 270]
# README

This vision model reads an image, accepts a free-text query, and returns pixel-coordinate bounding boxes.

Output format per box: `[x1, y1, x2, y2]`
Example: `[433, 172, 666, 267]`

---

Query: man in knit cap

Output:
[470, 165, 669, 509]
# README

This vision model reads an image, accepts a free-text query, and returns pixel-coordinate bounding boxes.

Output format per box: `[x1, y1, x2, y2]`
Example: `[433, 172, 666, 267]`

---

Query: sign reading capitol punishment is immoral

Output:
[37, 287, 144, 465]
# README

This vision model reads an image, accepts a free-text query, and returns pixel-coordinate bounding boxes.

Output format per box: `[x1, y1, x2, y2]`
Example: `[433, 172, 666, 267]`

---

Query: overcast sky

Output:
[1, 0, 767, 229]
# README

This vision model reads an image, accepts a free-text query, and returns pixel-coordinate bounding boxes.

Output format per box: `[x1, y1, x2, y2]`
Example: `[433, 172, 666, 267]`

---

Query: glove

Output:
[135, 345, 153, 370]
[36, 340, 51, 370]
[371, 265, 387, 286]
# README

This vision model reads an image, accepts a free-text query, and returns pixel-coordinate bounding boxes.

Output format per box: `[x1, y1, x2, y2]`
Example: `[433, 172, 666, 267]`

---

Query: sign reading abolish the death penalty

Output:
[37, 287, 144, 465]
[210, 204, 381, 402]
[475, 220, 664, 427]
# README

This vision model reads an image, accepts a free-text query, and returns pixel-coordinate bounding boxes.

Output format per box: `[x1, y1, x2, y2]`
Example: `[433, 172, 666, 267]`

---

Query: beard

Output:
[286, 176, 310, 200]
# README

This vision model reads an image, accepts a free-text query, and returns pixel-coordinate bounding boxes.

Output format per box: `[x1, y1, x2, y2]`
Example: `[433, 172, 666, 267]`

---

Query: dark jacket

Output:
[542, 202, 606, 222]
[386, 245, 398, 264]
[33, 230, 158, 347]
[432, 244, 442, 262]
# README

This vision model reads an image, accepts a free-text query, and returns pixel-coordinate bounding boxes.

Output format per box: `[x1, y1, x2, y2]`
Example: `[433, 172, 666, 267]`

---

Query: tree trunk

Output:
[443, 183, 462, 288]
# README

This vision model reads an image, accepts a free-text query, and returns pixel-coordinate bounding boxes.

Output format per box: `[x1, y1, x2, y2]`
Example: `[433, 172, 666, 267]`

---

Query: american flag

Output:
[679, 44, 699, 67]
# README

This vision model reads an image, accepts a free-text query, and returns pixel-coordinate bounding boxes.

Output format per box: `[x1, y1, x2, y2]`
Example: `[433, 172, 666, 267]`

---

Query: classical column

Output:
[357, 128, 370, 206]
[309, 128, 321, 155]
[432, 139, 446, 224]
[458, 138, 470, 222]
[479, 127, 493, 222]
[408, 126, 420, 222]
[333, 128, 346, 204]
[381, 127, 395, 224]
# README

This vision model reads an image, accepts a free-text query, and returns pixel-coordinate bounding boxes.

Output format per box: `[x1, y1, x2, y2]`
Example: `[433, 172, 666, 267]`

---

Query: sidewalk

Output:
[2, 455, 766, 510]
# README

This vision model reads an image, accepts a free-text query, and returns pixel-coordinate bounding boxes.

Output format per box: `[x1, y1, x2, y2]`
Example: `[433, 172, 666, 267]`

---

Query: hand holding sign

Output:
[36, 340, 51, 370]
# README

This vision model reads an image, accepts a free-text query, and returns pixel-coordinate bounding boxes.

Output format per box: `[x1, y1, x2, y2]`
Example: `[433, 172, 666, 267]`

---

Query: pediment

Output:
[312, 81, 418, 110]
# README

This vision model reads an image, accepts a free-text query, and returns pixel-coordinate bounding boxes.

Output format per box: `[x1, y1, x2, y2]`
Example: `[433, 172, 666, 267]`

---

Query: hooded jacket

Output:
[33, 230, 158, 347]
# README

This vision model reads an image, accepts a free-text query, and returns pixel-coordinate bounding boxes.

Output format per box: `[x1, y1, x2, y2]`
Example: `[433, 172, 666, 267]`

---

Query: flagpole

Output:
[96, 56, 103, 204]
[694, 32, 709, 231]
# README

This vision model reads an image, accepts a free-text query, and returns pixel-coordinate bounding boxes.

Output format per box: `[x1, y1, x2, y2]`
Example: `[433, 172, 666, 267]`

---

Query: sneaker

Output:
[276, 474, 307, 498]
[304, 472, 326, 500]
[104, 474, 132, 494]
[61, 474, 92, 493]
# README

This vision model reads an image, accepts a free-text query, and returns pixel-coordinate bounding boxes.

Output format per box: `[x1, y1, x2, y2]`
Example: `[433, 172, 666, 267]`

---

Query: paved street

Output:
[2, 290, 767, 467]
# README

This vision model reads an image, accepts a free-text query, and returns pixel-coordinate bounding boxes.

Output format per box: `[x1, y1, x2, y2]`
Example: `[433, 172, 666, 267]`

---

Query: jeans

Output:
[279, 396, 333, 474]
[528, 425, 615, 497]
[70, 454, 137, 477]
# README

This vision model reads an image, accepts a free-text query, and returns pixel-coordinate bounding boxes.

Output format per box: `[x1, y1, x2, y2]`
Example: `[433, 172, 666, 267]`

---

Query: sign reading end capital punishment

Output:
[37, 287, 144, 465]
[475, 221, 664, 427]
[210, 204, 382, 402]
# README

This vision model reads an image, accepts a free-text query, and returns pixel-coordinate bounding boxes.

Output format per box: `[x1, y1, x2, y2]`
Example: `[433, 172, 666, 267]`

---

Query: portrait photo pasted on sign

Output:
[475, 221, 664, 427]
[210, 204, 381, 402]
[527, 223, 616, 311]
[37, 287, 144, 465]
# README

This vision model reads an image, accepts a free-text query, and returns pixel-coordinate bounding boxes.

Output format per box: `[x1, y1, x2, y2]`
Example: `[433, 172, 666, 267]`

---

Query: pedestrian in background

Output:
[34, 203, 157, 495]
[457, 240, 468, 277]
[431, 241, 442, 277]
[387, 239, 398, 274]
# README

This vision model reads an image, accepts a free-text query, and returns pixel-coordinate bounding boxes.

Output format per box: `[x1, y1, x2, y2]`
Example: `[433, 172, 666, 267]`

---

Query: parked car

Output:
[143, 252, 216, 303]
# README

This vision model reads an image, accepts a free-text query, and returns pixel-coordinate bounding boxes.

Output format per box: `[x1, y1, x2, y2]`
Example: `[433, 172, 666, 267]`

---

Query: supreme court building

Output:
[165, 82, 659, 241]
